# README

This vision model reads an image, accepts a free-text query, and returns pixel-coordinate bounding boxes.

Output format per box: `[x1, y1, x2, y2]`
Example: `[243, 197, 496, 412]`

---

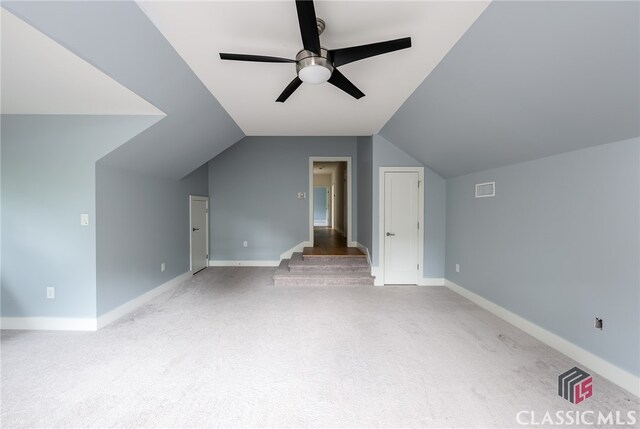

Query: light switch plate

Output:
[297, 192, 306, 199]
[80, 213, 89, 226]
[46, 287, 55, 299]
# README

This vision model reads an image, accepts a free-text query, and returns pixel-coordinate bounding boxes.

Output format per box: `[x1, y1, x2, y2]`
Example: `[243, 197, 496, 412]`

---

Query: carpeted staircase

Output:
[273, 252, 375, 287]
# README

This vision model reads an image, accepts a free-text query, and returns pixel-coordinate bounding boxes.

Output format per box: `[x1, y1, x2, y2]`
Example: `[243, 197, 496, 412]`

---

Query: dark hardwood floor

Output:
[303, 227, 365, 257]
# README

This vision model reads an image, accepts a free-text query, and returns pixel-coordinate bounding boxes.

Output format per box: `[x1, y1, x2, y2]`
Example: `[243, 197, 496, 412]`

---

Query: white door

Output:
[384, 172, 419, 284]
[190, 196, 208, 274]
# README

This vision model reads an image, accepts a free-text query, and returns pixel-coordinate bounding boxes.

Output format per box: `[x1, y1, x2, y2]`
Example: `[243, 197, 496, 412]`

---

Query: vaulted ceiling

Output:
[1, 9, 162, 116]
[2, 1, 638, 179]
[380, 0, 640, 178]
[2, 1, 243, 180]
[137, 0, 489, 136]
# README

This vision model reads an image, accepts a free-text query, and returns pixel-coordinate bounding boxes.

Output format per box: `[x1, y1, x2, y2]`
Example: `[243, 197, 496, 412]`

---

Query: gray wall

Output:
[208, 136, 357, 261]
[445, 137, 640, 376]
[333, 162, 347, 234]
[4, 1, 244, 180]
[379, 1, 640, 178]
[356, 136, 373, 254]
[1, 114, 161, 318]
[371, 135, 446, 279]
[96, 163, 208, 316]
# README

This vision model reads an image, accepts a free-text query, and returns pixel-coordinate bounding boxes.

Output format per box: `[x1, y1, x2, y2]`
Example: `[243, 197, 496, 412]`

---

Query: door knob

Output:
[386, 232, 395, 236]
[192, 228, 199, 232]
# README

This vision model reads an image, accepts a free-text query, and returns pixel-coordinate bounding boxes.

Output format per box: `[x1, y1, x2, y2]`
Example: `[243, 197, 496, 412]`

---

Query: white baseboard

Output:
[280, 241, 311, 260]
[314, 221, 329, 226]
[209, 260, 280, 267]
[0, 271, 192, 331]
[417, 277, 445, 286]
[97, 271, 192, 329]
[445, 279, 640, 398]
[369, 266, 444, 287]
[1, 272, 193, 332]
[1, 317, 97, 331]
[371, 266, 384, 286]
[353, 242, 371, 265]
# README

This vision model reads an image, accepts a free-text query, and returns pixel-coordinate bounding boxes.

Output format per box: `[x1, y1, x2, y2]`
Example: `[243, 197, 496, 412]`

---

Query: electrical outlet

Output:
[595, 317, 603, 330]
[297, 192, 306, 199]
[161, 263, 166, 272]
[455, 264, 460, 273]
[46, 287, 55, 299]
[80, 213, 89, 226]
[243, 241, 248, 247]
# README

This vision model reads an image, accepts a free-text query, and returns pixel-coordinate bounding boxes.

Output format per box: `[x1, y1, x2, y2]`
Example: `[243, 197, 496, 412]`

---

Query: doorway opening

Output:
[308, 157, 359, 256]
[189, 195, 209, 274]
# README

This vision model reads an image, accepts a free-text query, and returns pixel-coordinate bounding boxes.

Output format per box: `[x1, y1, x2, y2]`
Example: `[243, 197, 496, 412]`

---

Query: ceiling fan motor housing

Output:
[296, 49, 334, 84]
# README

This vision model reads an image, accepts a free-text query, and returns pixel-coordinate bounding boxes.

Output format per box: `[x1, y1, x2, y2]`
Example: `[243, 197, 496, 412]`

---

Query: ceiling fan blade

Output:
[330, 37, 412, 67]
[276, 77, 303, 103]
[328, 69, 365, 99]
[220, 53, 295, 63]
[295, 0, 321, 55]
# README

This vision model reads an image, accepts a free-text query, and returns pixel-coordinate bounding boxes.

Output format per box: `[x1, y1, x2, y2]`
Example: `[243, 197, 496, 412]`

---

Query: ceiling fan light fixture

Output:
[296, 49, 333, 85]
[299, 64, 332, 84]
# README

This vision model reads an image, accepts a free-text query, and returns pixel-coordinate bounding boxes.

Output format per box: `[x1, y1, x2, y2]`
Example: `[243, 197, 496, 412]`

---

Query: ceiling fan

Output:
[219, 0, 412, 102]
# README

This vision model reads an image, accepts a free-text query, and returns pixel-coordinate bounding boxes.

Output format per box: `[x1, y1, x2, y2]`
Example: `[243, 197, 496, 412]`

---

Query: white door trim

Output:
[309, 157, 353, 246]
[378, 167, 424, 285]
[189, 195, 209, 273]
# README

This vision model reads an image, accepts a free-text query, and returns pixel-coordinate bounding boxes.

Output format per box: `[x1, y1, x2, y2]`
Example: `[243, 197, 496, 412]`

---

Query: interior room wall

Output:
[208, 136, 357, 262]
[313, 174, 331, 187]
[313, 173, 332, 227]
[356, 136, 373, 254]
[445, 137, 640, 377]
[95, 162, 208, 316]
[371, 135, 446, 280]
[0, 114, 160, 319]
[334, 162, 347, 235]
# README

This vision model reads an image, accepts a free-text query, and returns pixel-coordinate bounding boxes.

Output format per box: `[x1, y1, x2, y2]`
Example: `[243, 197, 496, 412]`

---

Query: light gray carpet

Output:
[2, 267, 638, 428]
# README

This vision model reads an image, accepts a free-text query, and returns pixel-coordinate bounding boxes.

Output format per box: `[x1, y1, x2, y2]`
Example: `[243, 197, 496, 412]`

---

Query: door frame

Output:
[189, 195, 209, 273]
[378, 167, 424, 285]
[309, 156, 353, 246]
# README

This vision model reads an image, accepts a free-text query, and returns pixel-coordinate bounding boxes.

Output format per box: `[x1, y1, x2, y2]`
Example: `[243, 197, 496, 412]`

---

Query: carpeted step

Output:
[273, 259, 375, 287]
[302, 254, 367, 262]
[288, 252, 370, 273]
[302, 247, 366, 261]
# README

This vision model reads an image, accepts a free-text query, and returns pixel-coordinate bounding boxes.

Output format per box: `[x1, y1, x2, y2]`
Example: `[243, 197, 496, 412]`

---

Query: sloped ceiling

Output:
[1, 9, 163, 116]
[138, 1, 489, 136]
[380, 1, 640, 178]
[3, 1, 637, 179]
[3, 1, 244, 180]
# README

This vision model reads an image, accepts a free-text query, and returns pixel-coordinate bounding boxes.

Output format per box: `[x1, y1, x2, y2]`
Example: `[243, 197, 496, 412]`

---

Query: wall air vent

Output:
[475, 182, 495, 198]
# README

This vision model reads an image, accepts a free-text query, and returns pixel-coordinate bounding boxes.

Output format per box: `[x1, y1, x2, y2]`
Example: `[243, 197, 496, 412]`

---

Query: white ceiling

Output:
[313, 161, 342, 174]
[138, 1, 489, 136]
[0, 8, 164, 116]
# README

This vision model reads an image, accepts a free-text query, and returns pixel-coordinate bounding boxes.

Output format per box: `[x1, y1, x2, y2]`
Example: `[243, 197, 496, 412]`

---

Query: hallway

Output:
[304, 227, 365, 257]
[314, 227, 346, 249]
